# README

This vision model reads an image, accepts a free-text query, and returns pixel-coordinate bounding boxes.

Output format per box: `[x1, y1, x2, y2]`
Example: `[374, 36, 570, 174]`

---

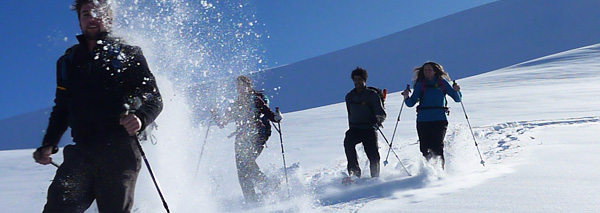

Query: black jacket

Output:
[345, 87, 386, 130]
[41, 33, 163, 148]
[221, 90, 276, 136]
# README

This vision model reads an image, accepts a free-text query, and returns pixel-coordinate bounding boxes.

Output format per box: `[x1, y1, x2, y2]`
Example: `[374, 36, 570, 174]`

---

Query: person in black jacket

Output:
[344, 67, 386, 178]
[32, 1, 162, 212]
[215, 75, 282, 203]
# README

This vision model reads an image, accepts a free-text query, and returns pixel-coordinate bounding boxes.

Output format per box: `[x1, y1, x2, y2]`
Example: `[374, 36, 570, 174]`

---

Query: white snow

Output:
[2, 41, 600, 212]
[4, 1, 600, 212]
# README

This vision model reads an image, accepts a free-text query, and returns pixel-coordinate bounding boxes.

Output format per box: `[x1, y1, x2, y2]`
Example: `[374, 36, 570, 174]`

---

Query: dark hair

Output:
[412, 61, 451, 83]
[72, 0, 112, 20]
[237, 75, 252, 87]
[351, 67, 368, 81]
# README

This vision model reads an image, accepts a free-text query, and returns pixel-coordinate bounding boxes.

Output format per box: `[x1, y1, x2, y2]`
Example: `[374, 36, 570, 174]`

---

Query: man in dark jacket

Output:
[344, 67, 386, 178]
[32, 0, 162, 212]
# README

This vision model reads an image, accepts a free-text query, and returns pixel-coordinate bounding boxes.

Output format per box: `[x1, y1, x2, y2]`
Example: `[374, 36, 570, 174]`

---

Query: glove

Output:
[372, 115, 385, 128]
[209, 109, 226, 128]
[33, 145, 58, 165]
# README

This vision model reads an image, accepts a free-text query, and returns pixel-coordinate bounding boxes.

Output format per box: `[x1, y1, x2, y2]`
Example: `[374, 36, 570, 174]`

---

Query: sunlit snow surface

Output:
[3, 41, 600, 212]
[3, 0, 600, 212]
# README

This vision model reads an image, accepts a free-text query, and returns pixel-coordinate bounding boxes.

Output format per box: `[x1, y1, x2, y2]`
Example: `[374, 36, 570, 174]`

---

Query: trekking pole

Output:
[194, 120, 212, 176]
[454, 81, 486, 167]
[135, 139, 171, 213]
[124, 102, 170, 213]
[272, 107, 291, 198]
[377, 128, 411, 176]
[51, 160, 60, 168]
[384, 84, 410, 166]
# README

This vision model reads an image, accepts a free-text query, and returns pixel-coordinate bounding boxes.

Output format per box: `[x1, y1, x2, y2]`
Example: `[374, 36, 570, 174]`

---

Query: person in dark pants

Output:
[344, 67, 386, 178]
[32, 0, 163, 212]
[402, 62, 461, 169]
[215, 75, 282, 203]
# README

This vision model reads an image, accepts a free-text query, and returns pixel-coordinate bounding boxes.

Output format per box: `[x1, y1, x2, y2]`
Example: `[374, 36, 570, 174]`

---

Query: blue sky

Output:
[0, 0, 494, 120]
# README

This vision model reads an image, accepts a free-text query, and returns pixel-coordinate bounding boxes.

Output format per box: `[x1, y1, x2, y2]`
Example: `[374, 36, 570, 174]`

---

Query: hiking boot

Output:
[243, 192, 261, 203]
[348, 168, 361, 178]
[370, 162, 380, 178]
[424, 151, 434, 161]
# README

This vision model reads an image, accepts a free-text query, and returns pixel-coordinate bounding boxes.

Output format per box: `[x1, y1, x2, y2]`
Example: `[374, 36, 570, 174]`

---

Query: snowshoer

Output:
[402, 61, 461, 169]
[344, 67, 386, 178]
[32, 0, 163, 212]
[214, 75, 282, 202]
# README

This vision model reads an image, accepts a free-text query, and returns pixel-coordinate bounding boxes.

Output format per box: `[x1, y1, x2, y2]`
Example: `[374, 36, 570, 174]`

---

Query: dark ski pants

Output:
[43, 140, 141, 213]
[344, 128, 380, 178]
[417, 120, 448, 166]
[235, 136, 269, 202]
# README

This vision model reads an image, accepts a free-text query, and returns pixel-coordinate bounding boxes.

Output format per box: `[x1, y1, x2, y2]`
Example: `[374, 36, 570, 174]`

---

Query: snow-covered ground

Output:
[2, 42, 599, 212]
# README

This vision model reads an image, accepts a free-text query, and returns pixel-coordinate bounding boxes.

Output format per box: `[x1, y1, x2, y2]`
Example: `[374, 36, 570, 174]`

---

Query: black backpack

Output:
[255, 91, 272, 145]
[57, 44, 78, 88]
[366, 86, 387, 108]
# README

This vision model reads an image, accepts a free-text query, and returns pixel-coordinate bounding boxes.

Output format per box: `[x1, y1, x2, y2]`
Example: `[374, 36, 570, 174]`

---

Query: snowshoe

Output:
[341, 176, 354, 185]
[342, 172, 360, 186]
[259, 177, 281, 195]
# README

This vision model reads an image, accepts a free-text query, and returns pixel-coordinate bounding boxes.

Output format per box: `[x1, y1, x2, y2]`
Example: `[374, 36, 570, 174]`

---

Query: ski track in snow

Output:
[162, 115, 598, 212]
[8, 116, 596, 213]
[288, 116, 600, 212]
[201, 116, 600, 212]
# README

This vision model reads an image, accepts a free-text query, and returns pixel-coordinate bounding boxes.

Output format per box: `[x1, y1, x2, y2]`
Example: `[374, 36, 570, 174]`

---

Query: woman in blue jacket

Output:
[401, 62, 461, 169]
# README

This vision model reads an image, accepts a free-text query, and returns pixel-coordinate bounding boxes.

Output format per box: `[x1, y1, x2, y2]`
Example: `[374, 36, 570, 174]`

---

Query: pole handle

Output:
[402, 84, 411, 99]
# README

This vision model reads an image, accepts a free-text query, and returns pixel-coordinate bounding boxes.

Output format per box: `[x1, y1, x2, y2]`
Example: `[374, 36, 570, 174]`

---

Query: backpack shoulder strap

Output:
[439, 78, 449, 108]
[366, 86, 385, 104]
[419, 78, 448, 98]
[366, 86, 379, 92]
[366, 86, 382, 97]
[437, 78, 447, 94]
[418, 78, 449, 110]
[254, 90, 269, 106]
[57, 44, 79, 90]
[419, 79, 426, 100]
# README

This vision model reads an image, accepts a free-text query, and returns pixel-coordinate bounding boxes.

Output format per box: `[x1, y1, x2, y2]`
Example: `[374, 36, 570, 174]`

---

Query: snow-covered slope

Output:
[5, 0, 600, 152]
[2, 42, 599, 212]
[0, 108, 72, 150]
[257, 0, 600, 112]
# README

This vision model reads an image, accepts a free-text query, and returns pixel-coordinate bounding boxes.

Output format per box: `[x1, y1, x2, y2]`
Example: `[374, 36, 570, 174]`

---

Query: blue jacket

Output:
[405, 78, 461, 122]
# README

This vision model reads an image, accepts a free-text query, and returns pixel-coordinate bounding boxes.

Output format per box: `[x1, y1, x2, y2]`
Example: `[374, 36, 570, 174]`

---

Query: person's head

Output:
[412, 61, 450, 82]
[351, 67, 368, 90]
[236, 75, 253, 94]
[72, 0, 113, 40]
